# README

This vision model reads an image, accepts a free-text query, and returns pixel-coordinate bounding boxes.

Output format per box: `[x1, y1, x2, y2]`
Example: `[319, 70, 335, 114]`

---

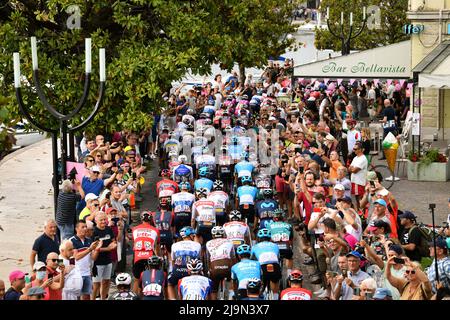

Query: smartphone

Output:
[111, 217, 120, 225]
[353, 287, 361, 296]
[94, 236, 100, 242]
[69, 257, 75, 265]
[299, 166, 304, 174]
[57, 259, 64, 266]
[342, 269, 348, 278]
[365, 292, 374, 300]
[47, 273, 54, 279]
[132, 172, 137, 180]
[393, 257, 405, 264]
[318, 234, 325, 242]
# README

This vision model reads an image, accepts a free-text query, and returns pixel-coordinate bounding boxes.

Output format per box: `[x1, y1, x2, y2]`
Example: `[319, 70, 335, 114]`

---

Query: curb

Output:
[0, 138, 51, 167]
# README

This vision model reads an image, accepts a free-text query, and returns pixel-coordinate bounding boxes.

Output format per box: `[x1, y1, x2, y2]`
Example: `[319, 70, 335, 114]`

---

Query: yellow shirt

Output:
[79, 207, 91, 221]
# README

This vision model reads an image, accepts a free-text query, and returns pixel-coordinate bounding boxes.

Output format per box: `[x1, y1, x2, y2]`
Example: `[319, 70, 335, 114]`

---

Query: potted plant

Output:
[407, 148, 450, 181]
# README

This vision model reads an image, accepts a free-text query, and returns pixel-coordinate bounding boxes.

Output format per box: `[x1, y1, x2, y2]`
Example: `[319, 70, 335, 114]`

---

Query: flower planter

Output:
[407, 160, 450, 181]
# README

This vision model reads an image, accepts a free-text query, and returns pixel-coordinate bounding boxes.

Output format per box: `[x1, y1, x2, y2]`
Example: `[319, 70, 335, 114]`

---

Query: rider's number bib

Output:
[143, 283, 162, 296]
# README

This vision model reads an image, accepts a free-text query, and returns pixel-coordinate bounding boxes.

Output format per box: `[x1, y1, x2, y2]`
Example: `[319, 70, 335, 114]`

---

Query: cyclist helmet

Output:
[115, 273, 132, 286]
[195, 188, 208, 199]
[179, 182, 191, 191]
[198, 167, 209, 177]
[231, 136, 239, 144]
[161, 169, 171, 177]
[178, 155, 188, 163]
[262, 188, 273, 198]
[241, 94, 249, 100]
[204, 118, 212, 125]
[186, 258, 203, 274]
[229, 210, 242, 221]
[247, 278, 262, 290]
[162, 125, 170, 132]
[199, 113, 209, 119]
[257, 228, 271, 240]
[236, 244, 251, 256]
[202, 146, 209, 154]
[140, 210, 154, 222]
[179, 226, 196, 238]
[213, 180, 224, 191]
[288, 269, 304, 282]
[186, 109, 195, 116]
[148, 256, 162, 268]
[183, 118, 191, 125]
[221, 144, 228, 152]
[211, 226, 225, 238]
[273, 208, 285, 221]
[240, 176, 252, 184]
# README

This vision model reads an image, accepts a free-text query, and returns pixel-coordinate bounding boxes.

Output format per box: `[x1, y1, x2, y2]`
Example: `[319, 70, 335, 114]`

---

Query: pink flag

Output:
[323, 78, 329, 84]
[66, 161, 88, 189]
[399, 79, 406, 87]
[361, 79, 367, 85]
[310, 78, 317, 84]
[298, 78, 304, 84]
[373, 79, 379, 86]
[407, 83, 413, 89]
[349, 79, 356, 85]
[386, 79, 393, 87]
[337, 79, 343, 85]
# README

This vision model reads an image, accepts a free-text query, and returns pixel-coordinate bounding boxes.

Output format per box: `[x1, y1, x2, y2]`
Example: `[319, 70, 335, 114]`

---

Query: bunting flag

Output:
[310, 78, 317, 84]
[361, 79, 367, 85]
[337, 79, 343, 85]
[373, 79, 380, 86]
[298, 78, 305, 84]
[386, 79, 393, 87]
[349, 79, 356, 85]
[399, 79, 406, 87]
[407, 83, 414, 89]
[323, 78, 329, 84]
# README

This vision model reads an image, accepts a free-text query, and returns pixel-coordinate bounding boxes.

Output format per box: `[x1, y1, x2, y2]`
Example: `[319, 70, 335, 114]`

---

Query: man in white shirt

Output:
[349, 141, 368, 211]
[346, 119, 361, 157]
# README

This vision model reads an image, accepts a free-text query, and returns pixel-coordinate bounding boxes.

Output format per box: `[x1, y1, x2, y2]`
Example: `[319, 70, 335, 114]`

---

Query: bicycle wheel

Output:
[372, 165, 395, 190]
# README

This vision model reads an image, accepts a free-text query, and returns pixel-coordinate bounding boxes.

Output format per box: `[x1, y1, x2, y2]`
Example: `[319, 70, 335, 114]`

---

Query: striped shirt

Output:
[56, 191, 82, 225]
[426, 257, 450, 293]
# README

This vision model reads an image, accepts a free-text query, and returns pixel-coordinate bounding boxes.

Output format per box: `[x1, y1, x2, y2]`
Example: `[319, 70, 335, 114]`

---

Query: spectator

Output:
[352, 277, 377, 300]
[426, 238, 450, 296]
[22, 261, 52, 298]
[57, 179, 85, 240]
[79, 193, 100, 222]
[365, 199, 392, 233]
[385, 256, 432, 300]
[348, 141, 367, 210]
[332, 166, 351, 198]
[372, 287, 393, 300]
[45, 252, 66, 300]
[30, 219, 60, 268]
[92, 212, 117, 300]
[4, 270, 27, 300]
[335, 251, 371, 300]
[25, 287, 46, 300]
[398, 211, 429, 263]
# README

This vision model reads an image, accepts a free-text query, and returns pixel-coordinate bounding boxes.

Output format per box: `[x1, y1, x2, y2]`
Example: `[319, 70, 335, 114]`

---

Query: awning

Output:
[293, 41, 411, 79]
[413, 40, 450, 88]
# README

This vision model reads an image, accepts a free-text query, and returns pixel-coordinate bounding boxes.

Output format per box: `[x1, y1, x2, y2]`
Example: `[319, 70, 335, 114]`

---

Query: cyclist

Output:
[168, 226, 201, 300]
[194, 167, 214, 192]
[267, 208, 294, 277]
[255, 188, 279, 230]
[131, 211, 160, 295]
[223, 210, 252, 249]
[251, 229, 281, 300]
[241, 278, 264, 301]
[140, 256, 167, 300]
[228, 136, 244, 163]
[172, 155, 194, 186]
[280, 270, 312, 300]
[231, 244, 261, 300]
[178, 259, 212, 300]
[191, 188, 216, 245]
[153, 197, 175, 258]
[171, 182, 195, 234]
[156, 169, 179, 198]
[195, 147, 216, 179]
[234, 156, 255, 186]
[205, 226, 237, 300]
[109, 273, 139, 300]
[207, 180, 230, 226]
[235, 176, 258, 225]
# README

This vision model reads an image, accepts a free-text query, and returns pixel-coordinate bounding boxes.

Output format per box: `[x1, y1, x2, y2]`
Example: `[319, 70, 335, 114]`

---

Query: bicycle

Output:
[367, 155, 396, 190]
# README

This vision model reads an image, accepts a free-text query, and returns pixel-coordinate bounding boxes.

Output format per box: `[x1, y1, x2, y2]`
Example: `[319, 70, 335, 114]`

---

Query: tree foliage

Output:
[0, 0, 297, 153]
[315, 0, 408, 52]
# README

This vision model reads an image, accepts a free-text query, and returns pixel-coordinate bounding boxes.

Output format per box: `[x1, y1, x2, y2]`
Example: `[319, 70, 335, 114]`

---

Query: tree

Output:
[204, 0, 299, 84]
[314, 0, 408, 52]
[0, 0, 219, 147]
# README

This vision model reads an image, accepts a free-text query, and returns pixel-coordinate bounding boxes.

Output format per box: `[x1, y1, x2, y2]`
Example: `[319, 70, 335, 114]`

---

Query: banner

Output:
[66, 161, 88, 183]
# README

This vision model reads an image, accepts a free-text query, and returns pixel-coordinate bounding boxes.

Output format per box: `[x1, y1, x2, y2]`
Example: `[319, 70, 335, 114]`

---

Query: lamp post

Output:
[326, 7, 368, 56]
[429, 203, 439, 282]
[13, 38, 106, 216]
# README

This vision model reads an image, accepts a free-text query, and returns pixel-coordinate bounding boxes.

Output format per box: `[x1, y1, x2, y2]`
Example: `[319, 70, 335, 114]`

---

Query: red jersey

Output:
[156, 179, 179, 197]
[132, 223, 160, 263]
[280, 288, 312, 300]
[296, 190, 315, 224]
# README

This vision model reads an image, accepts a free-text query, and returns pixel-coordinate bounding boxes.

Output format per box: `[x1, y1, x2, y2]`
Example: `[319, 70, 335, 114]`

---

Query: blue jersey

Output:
[229, 145, 244, 161]
[267, 221, 293, 243]
[231, 259, 261, 290]
[173, 164, 193, 183]
[237, 186, 258, 205]
[251, 241, 280, 265]
[255, 200, 278, 229]
[234, 161, 255, 178]
[194, 178, 214, 192]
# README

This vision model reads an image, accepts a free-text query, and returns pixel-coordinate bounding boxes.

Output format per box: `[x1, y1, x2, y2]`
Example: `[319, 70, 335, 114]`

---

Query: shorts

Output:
[209, 260, 232, 292]
[167, 267, 189, 286]
[239, 204, 255, 223]
[351, 183, 364, 196]
[80, 276, 93, 295]
[174, 214, 192, 233]
[215, 213, 227, 226]
[132, 259, 148, 279]
[159, 233, 174, 249]
[277, 243, 293, 260]
[142, 295, 164, 300]
[261, 263, 282, 284]
[237, 289, 248, 300]
[275, 176, 285, 193]
[286, 186, 295, 201]
[93, 263, 112, 283]
[197, 224, 214, 243]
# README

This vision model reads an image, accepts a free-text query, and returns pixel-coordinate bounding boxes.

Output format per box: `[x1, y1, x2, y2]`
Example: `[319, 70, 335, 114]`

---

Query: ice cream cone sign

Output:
[382, 132, 399, 173]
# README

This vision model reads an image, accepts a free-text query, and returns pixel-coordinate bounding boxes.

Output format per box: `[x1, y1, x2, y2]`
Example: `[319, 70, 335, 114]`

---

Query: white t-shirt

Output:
[347, 129, 361, 153]
[350, 155, 368, 186]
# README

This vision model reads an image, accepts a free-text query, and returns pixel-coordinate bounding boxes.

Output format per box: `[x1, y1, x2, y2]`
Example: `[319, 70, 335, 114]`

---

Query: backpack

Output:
[408, 225, 432, 258]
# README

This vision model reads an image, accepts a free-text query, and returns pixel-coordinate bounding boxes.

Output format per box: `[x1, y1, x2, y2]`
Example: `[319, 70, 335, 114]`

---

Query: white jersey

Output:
[178, 275, 212, 300]
[195, 154, 216, 168]
[171, 192, 196, 214]
[207, 191, 229, 212]
[171, 240, 201, 267]
[223, 221, 251, 246]
[192, 200, 216, 225]
[206, 238, 235, 262]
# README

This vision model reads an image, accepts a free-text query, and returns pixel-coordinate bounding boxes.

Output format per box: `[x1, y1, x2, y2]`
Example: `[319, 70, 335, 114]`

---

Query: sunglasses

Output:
[93, 171, 100, 174]
[86, 159, 94, 163]
[405, 270, 416, 274]
[96, 155, 102, 158]
[49, 259, 59, 262]
[92, 204, 100, 207]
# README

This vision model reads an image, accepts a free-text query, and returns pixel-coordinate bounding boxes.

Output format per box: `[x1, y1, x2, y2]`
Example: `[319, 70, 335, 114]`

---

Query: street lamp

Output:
[13, 37, 106, 215]
[326, 7, 368, 56]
